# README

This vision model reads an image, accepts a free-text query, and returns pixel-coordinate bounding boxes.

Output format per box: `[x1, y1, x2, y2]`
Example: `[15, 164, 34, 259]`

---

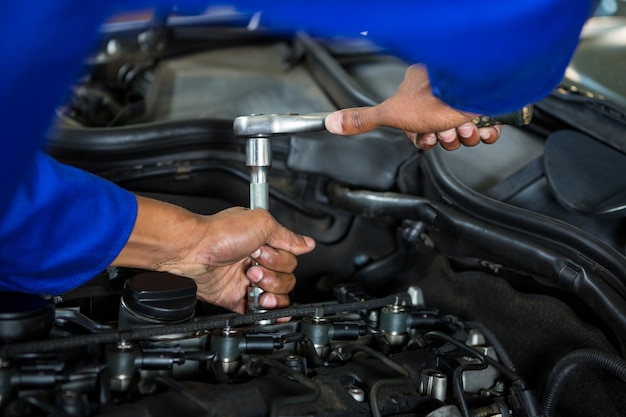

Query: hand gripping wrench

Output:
[232, 106, 533, 314]
[233, 113, 330, 316]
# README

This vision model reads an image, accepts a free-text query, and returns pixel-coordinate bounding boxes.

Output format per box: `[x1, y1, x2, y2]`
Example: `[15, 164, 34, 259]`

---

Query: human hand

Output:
[183, 206, 315, 314]
[324, 64, 502, 151]
[112, 196, 315, 314]
[413, 122, 502, 151]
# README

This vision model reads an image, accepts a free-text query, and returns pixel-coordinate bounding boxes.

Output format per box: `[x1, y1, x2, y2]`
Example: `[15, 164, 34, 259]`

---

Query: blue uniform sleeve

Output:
[0, 152, 137, 295]
[222, 0, 594, 114]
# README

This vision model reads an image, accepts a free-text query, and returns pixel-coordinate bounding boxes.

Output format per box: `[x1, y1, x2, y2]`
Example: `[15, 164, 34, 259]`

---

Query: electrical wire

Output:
[466, 321, 517, 374]
[420, 331, 521, 417]
[347, 344, 410, 417]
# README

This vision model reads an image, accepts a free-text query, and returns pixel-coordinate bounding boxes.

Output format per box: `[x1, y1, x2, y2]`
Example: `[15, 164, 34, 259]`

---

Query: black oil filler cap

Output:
[122, 272, 197, 322]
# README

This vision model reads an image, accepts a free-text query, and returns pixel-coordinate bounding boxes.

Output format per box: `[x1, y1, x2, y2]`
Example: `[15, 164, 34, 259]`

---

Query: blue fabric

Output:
[227, 0, 593, 114]
[0, 153, 137, 294]
[0, 1, 593, 295]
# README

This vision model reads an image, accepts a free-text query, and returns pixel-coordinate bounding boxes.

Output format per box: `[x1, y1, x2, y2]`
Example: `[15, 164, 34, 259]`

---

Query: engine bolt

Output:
[347, 386, 365, 402]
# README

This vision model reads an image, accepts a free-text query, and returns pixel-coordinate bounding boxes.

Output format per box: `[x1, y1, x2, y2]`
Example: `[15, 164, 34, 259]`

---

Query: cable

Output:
[420, 331, 521, 417]
[0, 293, 410, 357]
[453, 360, 488, 417]
[541, 349, 626, 417]
[466, 321, 517, 374]
[420, 331, 519, 381]
[347, 344, 410, 417]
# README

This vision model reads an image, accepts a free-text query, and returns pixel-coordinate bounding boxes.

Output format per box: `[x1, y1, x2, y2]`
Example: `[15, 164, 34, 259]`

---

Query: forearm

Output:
[111, 195, 202, 272]
[110, 196, 314, 312]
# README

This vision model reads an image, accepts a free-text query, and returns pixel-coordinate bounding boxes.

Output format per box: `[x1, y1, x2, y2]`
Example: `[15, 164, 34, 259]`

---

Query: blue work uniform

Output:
[0, 1, 594, 294]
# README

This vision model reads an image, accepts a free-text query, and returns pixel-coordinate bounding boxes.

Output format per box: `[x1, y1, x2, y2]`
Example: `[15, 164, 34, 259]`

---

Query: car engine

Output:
[3, 11, 626, 417]
[0, 278, 543, 417]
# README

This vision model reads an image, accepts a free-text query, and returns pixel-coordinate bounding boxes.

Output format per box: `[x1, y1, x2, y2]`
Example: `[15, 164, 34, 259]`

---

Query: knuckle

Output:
[252, 208, 275, 236]
[285, 256, 298, 273]
[350, 109, 367, 131]
[266, 272, 295, 294]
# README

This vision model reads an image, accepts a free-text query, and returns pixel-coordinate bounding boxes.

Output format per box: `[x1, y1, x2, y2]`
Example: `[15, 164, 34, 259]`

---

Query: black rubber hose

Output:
[297, 32, 379, 109]
[327, 181, 626, 346]
[49, 118, 235, 157]
[424, 149, 626, 303]
[541, 349, 626, 417]
[466, 321, 517, 374]
[326, 181, 438, 222]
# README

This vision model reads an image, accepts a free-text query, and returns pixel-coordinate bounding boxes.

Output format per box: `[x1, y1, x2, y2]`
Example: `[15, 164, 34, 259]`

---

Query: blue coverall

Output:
[0, 1, 594, 294]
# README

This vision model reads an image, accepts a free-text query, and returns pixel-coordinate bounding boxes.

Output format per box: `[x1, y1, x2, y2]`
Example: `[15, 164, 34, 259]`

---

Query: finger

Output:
[260, 293, 292, 322]
[439, 140, 461, 151]
[408, 132, 437, 150]
[456, 122, 481, 147]
[437, 128, 461, 151]
[251, 245, 297, 273]
[479, 125, 502, 144]
[266, 232, 315, 257]
[325, 106, 381, 136]
[248, 209, 316, 256]
[247, 265, 296, 295]
[259, 292, 290, 310]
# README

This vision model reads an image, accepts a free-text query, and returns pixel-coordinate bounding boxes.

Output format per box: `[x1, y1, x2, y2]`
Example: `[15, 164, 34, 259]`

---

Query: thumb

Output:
[265, 226, 316, 256]
[250, 209, 315, 256]
[325, 106, 381, 135]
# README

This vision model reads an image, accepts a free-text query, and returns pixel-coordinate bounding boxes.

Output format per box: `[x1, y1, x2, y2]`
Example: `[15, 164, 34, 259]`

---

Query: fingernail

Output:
[479, 128, 492, 140]
[325, 112, 343, 134]
[458, 125, 474, 138]
[437, 129, 456, 143]
[303, 236, 316, 248]
[251, 248, 262, 258]
[423, 133, 437, 146]
[247, 266, 263, 282]
[261, 293, 277, 309]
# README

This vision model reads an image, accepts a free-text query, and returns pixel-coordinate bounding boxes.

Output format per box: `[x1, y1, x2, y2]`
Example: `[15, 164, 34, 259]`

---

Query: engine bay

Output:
[0, 278, 545, 417]
[4, 13, 626, 417]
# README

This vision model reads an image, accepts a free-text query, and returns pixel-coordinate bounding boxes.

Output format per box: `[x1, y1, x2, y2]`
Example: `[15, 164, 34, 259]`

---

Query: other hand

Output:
[325, 64, 502, 150]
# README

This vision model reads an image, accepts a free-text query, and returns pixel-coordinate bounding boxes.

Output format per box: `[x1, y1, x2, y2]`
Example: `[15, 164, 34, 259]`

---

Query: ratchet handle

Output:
[472, 105, 533, 128]
[233, 105, 533, 137]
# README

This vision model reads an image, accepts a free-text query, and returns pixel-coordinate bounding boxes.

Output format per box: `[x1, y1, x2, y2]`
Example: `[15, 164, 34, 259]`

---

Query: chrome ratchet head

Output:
[233, 112, 331, 138]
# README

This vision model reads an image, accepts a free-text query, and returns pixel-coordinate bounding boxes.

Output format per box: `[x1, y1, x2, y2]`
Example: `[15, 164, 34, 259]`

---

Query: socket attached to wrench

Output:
[234, 107, 532, 209]
[234, 113, 330, 317]
[235, 112, 331, 210]
[233, 106, 533, 314]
